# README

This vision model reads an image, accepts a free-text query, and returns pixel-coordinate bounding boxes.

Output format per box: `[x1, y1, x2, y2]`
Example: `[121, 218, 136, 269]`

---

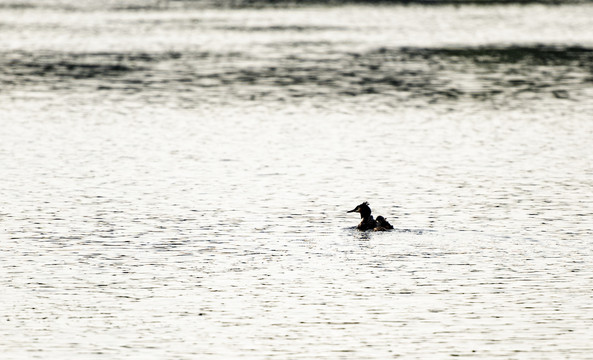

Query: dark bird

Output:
[347, 202, 393, 231]
[374, 216, 394, 231]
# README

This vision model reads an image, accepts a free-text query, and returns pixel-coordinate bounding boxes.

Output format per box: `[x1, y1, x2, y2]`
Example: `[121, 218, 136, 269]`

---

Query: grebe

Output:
[347, 202, 393, 231]
[374, 216, 394, 231]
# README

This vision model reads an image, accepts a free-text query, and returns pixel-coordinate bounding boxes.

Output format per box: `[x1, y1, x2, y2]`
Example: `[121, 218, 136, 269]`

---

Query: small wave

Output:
[216, 25, 346, 32]
[3, 45, 591, 106]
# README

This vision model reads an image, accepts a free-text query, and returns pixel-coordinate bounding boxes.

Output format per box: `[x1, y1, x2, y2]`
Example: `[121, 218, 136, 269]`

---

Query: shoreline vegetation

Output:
[1, 0, 592, 10]
[217, 0, 592, 4]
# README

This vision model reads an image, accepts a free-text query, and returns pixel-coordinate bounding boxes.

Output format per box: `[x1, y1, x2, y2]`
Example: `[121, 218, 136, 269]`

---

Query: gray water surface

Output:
[2, 3, 593, 359]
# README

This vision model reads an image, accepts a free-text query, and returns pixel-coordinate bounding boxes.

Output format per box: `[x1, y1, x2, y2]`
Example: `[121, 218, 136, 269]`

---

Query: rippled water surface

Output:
[2, 3, 593, 359]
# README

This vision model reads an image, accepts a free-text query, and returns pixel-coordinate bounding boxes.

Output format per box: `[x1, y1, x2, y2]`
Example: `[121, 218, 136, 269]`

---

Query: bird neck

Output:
[361, 212, 373, 221]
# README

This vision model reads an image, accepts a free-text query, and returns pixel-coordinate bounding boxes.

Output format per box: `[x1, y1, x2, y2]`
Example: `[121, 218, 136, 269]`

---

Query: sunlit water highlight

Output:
[1, 3, 593, 359]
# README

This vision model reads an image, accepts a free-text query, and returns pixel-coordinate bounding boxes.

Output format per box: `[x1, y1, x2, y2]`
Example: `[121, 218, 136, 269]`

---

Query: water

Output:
[2, 2, 593, 359]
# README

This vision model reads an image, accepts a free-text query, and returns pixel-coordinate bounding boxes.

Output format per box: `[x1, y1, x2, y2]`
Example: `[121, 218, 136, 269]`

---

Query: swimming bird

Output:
[347, 202, 393, 231]
[374, 216, 394, 231]
[347, 201, 377, 230]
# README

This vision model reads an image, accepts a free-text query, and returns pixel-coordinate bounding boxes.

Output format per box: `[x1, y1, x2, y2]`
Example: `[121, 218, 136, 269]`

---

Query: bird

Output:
[347, 201, 393, 231]
[347, 201, 376, 230]
[374, 216, 394, 231]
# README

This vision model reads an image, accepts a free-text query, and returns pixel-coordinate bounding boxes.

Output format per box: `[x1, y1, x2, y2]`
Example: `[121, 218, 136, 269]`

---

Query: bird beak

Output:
[347, 208, 357, 213]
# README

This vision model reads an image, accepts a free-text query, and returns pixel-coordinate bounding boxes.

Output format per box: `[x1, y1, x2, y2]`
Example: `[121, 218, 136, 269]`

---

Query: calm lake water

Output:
[2, 2, 593, 359]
